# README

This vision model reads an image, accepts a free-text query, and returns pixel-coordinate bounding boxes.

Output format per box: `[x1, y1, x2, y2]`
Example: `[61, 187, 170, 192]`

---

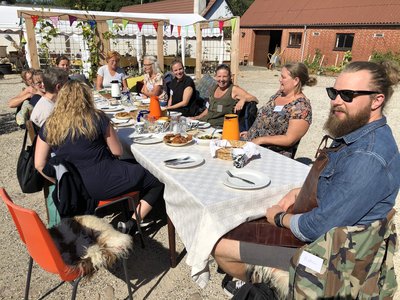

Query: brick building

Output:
[240, 0, 400, 67]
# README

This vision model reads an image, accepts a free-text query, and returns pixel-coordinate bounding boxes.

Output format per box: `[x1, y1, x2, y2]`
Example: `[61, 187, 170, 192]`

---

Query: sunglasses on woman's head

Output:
[326, 87, 379, 103]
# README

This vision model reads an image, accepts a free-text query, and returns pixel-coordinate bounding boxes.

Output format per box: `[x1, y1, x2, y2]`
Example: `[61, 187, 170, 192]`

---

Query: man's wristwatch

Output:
[274, 212, 287, 228]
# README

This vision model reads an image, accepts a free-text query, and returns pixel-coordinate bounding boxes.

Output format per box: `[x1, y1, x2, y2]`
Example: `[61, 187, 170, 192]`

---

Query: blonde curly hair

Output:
[44, 80, 105, 146]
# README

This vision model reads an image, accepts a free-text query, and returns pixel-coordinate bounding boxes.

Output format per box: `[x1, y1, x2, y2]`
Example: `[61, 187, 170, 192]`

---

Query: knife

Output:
[163, 156, 190, 163]
[133, 135, 153, 141]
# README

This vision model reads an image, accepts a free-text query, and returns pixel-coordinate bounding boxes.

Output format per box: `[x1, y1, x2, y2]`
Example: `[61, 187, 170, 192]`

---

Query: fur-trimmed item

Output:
[48, 215, 133, 277]
[250, 266, 289, 299]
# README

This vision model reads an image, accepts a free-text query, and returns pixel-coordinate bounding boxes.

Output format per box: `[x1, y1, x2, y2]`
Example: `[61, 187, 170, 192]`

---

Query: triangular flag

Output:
[170, 24, 174, 35]
[177, 26, 181, 37]
[218, 20, 224, 33]
[193, 24, 196, 34]
[122, 19, 129, 29]
[163, 22, 168, 32]
[137, 22, 143, 32]
[50, 16, 59, 27]
[19, 17, 23, 26]
[230, 18, 236, 33]
[106, 19, 113, 30]
[88, 20, 96, 29]
[20, 36, 27, 44]
[185, 25, 189, 36]
[209, 21, 214, 31]
[68, 15, 77, 26]
[152, 21, 158, 31]
[31, 15, 39, 27]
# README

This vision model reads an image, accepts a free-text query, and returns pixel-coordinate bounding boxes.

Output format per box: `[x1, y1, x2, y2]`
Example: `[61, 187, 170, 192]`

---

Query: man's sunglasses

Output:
[326, 87, 379, 103]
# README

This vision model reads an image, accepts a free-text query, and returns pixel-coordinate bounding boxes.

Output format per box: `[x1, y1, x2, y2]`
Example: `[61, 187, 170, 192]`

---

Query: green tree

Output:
[227, 0, 254, 16]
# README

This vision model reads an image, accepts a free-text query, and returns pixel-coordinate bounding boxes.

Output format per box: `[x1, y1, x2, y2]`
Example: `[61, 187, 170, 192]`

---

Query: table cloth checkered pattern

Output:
[117, 127, 310, 287]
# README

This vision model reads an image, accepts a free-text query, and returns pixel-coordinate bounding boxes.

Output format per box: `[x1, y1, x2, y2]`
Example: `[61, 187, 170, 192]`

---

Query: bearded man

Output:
[213, 61, 400, 298]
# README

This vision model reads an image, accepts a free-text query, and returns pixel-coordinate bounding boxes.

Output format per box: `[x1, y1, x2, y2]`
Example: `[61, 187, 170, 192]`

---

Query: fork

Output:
[226, 170, 255, 185]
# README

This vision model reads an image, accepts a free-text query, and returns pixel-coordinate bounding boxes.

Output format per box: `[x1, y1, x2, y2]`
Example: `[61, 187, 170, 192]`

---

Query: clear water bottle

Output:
[121, 90, 132, 106]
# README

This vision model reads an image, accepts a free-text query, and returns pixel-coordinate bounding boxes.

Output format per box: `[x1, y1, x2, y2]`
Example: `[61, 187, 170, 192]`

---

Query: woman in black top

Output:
[166, 60, 197, 117]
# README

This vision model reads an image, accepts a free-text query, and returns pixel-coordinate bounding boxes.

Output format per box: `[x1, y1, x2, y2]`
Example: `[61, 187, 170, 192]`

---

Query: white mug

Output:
[135, 121, 145, 134]
[156, 120, 169, 133]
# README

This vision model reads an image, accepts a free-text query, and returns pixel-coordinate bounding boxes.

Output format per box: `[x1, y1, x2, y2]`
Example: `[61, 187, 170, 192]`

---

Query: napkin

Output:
[232, 142, 259, 168]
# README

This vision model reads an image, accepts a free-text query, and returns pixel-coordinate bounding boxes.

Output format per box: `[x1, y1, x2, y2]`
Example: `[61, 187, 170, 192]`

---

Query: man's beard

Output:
[323, 105, 371, 138]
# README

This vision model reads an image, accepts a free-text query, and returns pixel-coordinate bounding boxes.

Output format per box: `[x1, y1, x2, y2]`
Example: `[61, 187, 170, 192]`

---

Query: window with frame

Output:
[335, 33, 354, 50]
[288, 32, 302, 48]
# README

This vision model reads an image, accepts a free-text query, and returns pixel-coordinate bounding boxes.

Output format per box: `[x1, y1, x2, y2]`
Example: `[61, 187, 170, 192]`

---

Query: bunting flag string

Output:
[68, 15, 77, 26]
[137, 22, 143, 32]
[88, 20, 96, 29]
[49, 16, 59, 27]
[218, 20, 224, 33]
[177, 25, 181, 37]
[230, 18, 236, 33]
[106, 19, 113, 30]
[122, 19, 129, 29]
[170, 24, 174, 35]
[152, 21, 158, 31]
[31, 15, 39, 27]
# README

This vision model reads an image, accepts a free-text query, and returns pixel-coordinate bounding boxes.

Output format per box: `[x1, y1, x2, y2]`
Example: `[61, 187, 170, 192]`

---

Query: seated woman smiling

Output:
[193, 64, 258, 128]
[241, 63, 317, 158]
[96, 51, 128, 91]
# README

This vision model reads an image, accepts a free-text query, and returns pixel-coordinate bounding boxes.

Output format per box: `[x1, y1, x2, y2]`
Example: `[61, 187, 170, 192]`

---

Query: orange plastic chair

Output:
[0, 188, 133, 300]
[96, 190, 145, 248]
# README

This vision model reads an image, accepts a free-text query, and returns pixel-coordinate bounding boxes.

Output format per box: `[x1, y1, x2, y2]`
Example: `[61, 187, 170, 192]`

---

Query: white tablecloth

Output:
[117, 127, 310, 287]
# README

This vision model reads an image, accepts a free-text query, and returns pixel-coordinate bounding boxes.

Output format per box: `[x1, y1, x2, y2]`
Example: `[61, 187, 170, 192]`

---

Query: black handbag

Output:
[17, 129, 45, 193]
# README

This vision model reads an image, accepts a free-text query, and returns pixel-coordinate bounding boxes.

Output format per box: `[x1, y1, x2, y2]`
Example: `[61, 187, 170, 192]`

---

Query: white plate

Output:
[99, 106, 124, 112]
[223, 169, 271, 190]
[164, 153, 204, 169]
[198, 122, 211, 129]
[164, 139, 194, 147]
[131, 134, 163, 144]
[112, 119, 135, 127]
[141, 99, 150, 104]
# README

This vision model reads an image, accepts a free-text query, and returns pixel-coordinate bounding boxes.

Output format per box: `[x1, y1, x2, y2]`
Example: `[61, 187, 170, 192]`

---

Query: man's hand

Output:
[266, 205, 284, 225]
[278, 188, 300, 211]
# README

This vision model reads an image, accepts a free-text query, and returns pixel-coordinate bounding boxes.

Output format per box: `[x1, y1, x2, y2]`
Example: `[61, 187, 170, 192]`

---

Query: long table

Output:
[116, 127, 310, 287]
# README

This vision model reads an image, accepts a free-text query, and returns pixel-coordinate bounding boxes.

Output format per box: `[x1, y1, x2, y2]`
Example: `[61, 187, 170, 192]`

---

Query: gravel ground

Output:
[0, 66, 399, 299]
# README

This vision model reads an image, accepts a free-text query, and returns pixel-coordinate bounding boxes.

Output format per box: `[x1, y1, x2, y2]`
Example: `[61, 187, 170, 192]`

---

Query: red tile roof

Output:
[241, 0, 400, 27]
[120, 0, 194, 14]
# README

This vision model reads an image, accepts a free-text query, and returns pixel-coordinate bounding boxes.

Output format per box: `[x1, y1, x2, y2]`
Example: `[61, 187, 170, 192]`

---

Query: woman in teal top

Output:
[193, 64, 258, 128]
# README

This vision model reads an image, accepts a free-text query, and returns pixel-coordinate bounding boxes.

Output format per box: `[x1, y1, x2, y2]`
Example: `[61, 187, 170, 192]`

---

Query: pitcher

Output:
[149, 95, 162, 120]
[222, 114, 240, 140]
[110, 80, 121, 98]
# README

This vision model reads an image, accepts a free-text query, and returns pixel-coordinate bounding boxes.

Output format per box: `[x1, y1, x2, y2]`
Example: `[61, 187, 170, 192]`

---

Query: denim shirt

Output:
[291, 117, 400, 242]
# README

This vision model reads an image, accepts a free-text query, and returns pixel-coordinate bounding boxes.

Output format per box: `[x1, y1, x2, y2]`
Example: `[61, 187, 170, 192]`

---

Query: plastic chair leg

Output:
[122, 258, 133, 300]
[24, 257, 33, 300]
[70, 276, 83, 300]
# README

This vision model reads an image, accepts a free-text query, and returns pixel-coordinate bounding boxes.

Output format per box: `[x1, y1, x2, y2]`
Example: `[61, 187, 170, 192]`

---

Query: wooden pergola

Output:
[18, 9, 240, 83]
